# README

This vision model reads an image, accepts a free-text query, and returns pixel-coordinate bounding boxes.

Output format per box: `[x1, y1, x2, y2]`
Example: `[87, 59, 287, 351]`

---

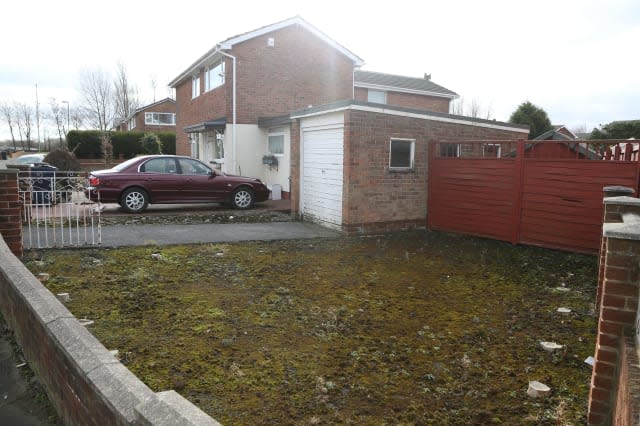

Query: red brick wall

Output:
[0, 170, 22, 257]
[612, 336, 640, 426]
[175, 24, 355, 155]
[354, 87, 451, 113]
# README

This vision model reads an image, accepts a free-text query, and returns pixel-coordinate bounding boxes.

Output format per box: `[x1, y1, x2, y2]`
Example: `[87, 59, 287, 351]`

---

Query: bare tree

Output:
[15, 102, 34, 151]
[469, 98, 481, 118]
[49, 98, 66, 144]
[451, 97, 464, 116]
[150, 74, 157, 103]
[69, 105, 84, 130]
[0, 102, 18, 151]
[78, 67, 114, 131]
[114, 62, 141, 127]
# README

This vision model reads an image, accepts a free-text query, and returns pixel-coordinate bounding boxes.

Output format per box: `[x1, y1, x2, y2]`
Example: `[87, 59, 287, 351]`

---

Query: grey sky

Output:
[1, 0, 638, 141]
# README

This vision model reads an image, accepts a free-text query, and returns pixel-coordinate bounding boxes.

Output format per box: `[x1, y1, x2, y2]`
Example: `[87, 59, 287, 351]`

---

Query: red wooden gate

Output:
[428, 140, 640, 253]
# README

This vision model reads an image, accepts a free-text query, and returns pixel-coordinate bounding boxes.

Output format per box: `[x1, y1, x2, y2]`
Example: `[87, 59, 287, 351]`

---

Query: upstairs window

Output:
[368, 90, 387, 104]
[389, 139, 415, 169]
[145, 112, 175, 126]
[192, 74, 200, 99]
[205, 61, 225, 92]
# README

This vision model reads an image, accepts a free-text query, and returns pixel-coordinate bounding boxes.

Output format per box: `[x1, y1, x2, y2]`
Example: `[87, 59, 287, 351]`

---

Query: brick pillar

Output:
[597, 187, 636, 311]
[0, 169, 23, 257]
[588, 194, 640, 425]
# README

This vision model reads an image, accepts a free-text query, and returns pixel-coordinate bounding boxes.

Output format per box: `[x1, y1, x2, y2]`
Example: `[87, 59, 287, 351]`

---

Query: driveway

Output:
[99, 221, 340, 247]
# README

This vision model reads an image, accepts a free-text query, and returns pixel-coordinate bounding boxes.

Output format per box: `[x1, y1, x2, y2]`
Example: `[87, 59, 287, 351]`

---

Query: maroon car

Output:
[87, 155, 270, 213]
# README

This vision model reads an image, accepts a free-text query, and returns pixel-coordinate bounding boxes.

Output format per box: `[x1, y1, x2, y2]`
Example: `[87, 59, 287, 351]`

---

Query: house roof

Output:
[169, 16, 364, 88]
[533, 125, 578, 141]
[287, 99, 529, 134]
[133, 97, 175, 115]
[354, 70, 458, 99]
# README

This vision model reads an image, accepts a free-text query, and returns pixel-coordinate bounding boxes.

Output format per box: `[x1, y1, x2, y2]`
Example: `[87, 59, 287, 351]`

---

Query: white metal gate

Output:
[18, 170, 102, 249]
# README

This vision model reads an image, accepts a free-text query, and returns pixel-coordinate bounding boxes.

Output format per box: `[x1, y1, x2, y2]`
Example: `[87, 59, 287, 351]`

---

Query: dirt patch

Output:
[26, 231, 597, 425]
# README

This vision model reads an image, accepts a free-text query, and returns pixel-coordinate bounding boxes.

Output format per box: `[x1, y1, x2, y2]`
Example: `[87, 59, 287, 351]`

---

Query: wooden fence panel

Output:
[428, 157, 516, 242]
[428, 140, 640, 254]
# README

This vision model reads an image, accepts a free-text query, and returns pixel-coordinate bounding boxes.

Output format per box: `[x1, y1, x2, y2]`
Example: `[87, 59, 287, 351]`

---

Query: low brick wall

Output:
[0, 234, 220, 425]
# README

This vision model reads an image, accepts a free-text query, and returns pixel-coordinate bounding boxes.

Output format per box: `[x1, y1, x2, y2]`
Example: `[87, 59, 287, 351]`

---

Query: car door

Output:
[177, 158, 227, 201]
[139, 157, 182, 202]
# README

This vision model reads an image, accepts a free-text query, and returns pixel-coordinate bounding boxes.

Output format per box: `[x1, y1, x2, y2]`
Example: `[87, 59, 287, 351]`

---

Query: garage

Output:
[300, 113, 344, 229]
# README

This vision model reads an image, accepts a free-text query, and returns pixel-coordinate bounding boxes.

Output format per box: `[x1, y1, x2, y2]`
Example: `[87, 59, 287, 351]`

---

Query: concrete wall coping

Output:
[603, 196, 640, 206]
[0, 168, 18, 176]
[604, 211, 640, 240]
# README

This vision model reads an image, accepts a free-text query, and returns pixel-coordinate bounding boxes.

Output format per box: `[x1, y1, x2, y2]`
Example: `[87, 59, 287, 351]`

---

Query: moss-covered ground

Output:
[25, 231, 597, 425]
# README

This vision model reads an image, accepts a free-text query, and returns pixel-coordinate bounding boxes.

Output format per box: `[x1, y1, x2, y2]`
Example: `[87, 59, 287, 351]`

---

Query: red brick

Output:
[595, 347, 618, 364]
[602, 294, 627, 309]
[604, 281, 638, 298]
[602, 308, 636, 325]
[604, 266, 630, 282]
[594, 359, 615, 376]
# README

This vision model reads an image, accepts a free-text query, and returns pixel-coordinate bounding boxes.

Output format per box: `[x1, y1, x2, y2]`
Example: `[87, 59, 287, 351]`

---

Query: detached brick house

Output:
[114, 98, 176, 133]
[170, 15, 528, 230]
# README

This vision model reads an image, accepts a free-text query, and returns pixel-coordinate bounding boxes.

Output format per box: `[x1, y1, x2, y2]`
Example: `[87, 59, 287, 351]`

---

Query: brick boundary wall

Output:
[0, 234, 220, 425]
[588, 189, 640, 425]
[0, 169, 22, 257]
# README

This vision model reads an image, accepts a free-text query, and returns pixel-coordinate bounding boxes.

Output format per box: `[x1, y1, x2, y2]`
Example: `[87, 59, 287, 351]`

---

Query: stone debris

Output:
[151, 253, 163, 261]
[37, 273, 49, 282]
[527, 381, 551, 398]
[56, 293, 71, 303]
[78, 318, 94, 327]
[557, 307, 571, 314]
[540, 341, 563, 352]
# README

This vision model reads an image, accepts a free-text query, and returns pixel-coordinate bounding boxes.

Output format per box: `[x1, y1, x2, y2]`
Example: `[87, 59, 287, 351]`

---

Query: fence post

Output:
[427, 141, 435, 231]
[511, 139, 525, 245]
[0, 169, 23, 257]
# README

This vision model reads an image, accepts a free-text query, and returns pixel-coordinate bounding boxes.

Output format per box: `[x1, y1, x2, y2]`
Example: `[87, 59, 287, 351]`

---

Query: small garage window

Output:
[389, 139, 415, 169]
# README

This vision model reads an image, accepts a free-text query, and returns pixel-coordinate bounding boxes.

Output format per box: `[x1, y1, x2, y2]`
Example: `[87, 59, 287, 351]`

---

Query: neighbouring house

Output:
[169, 16, 460, 199]
[114, 98, 176, 133]
[524, 125, 601, 159]
[354, 70, 457, 113]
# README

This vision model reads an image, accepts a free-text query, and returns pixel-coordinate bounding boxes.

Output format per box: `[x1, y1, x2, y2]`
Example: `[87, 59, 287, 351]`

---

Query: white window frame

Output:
[368, 89, 387, 104]
[145, 112, 176, 126]
[190, 133, 200, 159]
[483, 143, 502, 158]
[192, 74, 200, 99]
[205, 61, 225, 92]
[389, 138, 415, 170]
[267, 131, 285, 156]
[128, 116, 136, 130]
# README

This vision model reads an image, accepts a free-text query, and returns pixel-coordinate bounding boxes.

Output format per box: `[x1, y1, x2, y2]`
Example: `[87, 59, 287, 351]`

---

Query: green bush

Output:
[43, 149, 82, 171]
[67, 130, 177, 158]
[140, 133, 163, 154]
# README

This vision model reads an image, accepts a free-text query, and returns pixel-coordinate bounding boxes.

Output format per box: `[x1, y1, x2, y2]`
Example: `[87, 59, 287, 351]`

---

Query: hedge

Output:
[67, 131, 176, 159]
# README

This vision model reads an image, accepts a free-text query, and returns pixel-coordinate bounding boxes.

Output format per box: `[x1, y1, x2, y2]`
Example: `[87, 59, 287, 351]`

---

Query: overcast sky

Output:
[1, 0, 638, 141]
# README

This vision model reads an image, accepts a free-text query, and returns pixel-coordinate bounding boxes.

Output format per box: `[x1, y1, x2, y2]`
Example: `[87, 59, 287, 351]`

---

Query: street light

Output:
[61, 100, 70, 135]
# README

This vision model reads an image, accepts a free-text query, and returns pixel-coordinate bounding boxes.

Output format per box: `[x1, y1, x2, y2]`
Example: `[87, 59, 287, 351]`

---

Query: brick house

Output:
[168, 16, 460, 199]
[114, 98, 176, 133]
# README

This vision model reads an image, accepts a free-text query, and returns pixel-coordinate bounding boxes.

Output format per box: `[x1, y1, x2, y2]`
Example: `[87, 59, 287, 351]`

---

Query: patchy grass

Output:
[26, 231, 597, 425]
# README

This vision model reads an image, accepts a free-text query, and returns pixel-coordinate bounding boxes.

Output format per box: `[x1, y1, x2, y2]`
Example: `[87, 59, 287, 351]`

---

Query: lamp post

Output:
[61, 101, 70, 134]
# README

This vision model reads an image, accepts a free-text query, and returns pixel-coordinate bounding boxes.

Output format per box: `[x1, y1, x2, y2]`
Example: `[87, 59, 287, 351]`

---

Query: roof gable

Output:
[169, 16, 364, 87]
[354, 70, 458, 99]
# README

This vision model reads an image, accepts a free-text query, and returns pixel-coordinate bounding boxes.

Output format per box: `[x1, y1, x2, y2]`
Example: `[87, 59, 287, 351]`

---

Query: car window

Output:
[141, 158, 177, 174]
[178, 158, 210, 176]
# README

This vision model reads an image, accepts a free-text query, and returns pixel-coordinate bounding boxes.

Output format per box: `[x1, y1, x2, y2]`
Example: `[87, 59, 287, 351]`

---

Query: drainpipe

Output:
[216, 47, 237, 174]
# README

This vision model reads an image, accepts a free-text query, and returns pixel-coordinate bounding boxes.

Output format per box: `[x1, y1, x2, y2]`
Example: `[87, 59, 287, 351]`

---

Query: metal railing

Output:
[18, 170, 102, 249]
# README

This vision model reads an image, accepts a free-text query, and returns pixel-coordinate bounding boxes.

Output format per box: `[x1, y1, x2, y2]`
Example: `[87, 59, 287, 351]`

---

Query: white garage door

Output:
[301, 126, 344, 229]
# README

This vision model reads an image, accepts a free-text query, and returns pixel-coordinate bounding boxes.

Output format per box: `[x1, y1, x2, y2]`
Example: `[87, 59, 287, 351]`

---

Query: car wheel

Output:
[231, 187, 255, 210]
[120, 188, 149, 213]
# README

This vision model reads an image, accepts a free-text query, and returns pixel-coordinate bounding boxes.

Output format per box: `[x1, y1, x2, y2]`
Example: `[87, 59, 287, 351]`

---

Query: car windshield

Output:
[16, 154, 45, 164]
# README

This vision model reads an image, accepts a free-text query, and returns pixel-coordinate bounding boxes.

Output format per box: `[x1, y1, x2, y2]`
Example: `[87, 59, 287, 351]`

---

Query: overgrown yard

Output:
[26, 231, 597, 425]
